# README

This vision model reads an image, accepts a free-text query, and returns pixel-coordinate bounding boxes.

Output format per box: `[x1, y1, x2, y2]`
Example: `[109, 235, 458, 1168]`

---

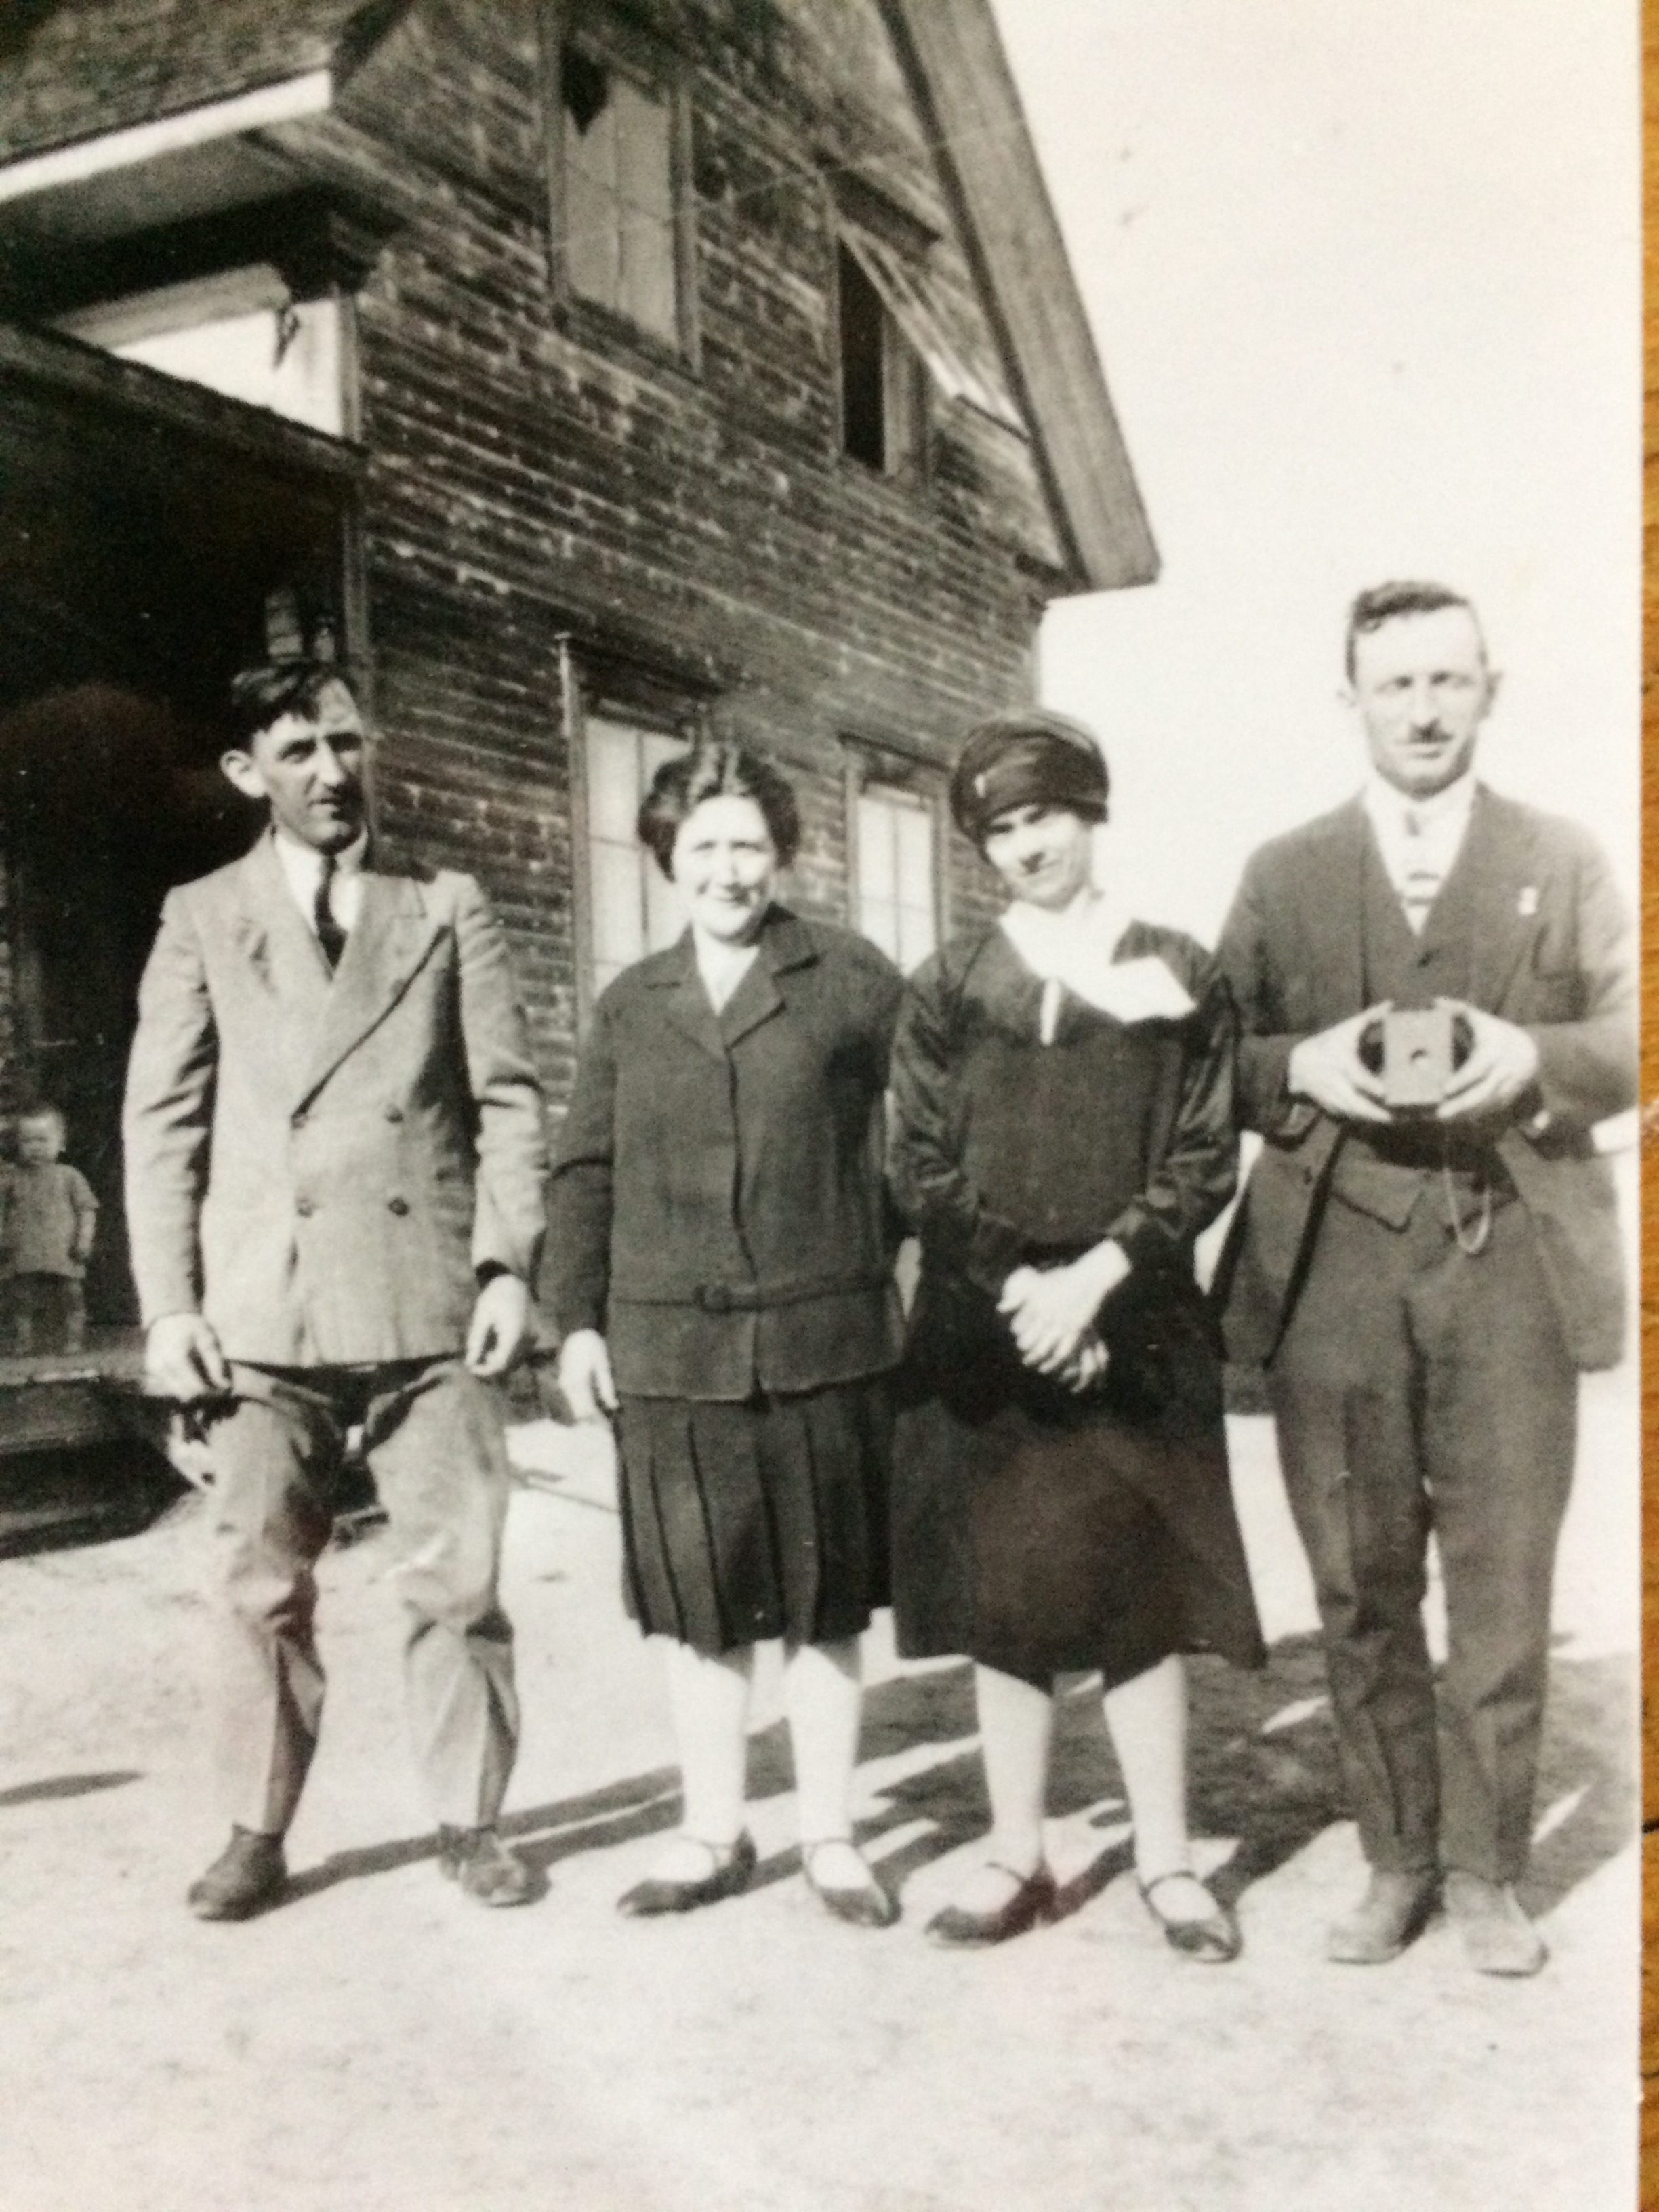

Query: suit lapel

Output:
[1462, 787, 1540, 1013]
[645, 933, 729, 1063]
[722, 908, 819, 1050]
[231, 838, 333, 1098]
[296, 872, 446, 1109]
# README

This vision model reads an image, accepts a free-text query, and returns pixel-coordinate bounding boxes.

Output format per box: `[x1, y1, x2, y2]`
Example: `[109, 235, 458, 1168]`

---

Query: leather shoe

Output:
[437, 1826, 537, 1908]
[617, 1832, 757, 1917]
[1326, 1869, 1437, 1965]
[188, 1827, 287, 1921]
[1443, 1871, 1547, 1977]
[803, 1839, 899, 1929]
[925, 1863, 1057, 1948]
[1138, 1870, 1242, 1963]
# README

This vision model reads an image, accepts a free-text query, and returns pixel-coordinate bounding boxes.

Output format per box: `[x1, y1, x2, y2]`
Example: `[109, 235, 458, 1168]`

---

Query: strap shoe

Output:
[1139, 1870, 1242, 1963]
[617, 1832, 758, 1917]
[802, 1839, 899, 1929]
[925, 1862, 1057, 1948]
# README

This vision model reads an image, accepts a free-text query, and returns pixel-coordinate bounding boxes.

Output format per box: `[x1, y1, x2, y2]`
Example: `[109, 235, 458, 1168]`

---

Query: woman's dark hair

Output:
[227, 661, 357, 752]
[636, 738, 802, 877]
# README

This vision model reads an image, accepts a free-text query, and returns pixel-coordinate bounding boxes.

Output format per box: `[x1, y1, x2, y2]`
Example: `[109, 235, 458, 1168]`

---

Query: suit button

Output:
[384, 1105, 404, 1122]
[388, 1196, 410, 1217]
[295, 1197, 315, 1217]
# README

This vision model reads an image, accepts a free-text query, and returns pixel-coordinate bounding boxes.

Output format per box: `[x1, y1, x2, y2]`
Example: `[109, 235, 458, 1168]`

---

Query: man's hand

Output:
[465, 1273, 531, 1378]
[144, 1313, 232, 1404]
[558, 1328, 618, 1422]
[998, 1242, 1131, 1377]
[1436, 1002, 1541, 1122]
[1286, 1006, 1393, 1124]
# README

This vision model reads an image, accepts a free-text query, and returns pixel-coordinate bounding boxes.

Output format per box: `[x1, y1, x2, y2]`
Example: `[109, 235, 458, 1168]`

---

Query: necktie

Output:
[313, 853, 346, 970]
[1399, 806, 1441, 935]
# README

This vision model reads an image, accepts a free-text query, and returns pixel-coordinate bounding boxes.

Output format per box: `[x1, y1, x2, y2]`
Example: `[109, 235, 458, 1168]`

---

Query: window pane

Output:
[896, 899, 937, 974]
[895, 800, 933, 907]
[855, 781, 937, 972]
[619, 207, 677, 344]
[642, 730, 684, 782]
[643, 860, 686, 951]
[882, 327, 920, 472]
[587, 718, 643, 843]
[590, 840, 648, 968]
[861, 899, 900, 965]
[565, 106, 622, 312]
[855, 792, 897, 903]
[614, 80, 676, 342]
[615, 79, 672, 224]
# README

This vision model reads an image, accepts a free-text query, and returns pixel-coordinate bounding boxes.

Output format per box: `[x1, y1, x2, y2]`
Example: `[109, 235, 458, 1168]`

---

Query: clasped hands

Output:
[998, 1240, 1131, 1396]
[1286, 999, 1540, 1126]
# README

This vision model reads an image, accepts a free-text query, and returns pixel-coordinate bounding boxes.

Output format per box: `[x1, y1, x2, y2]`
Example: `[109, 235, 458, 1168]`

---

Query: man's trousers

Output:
[203, 1358, 520, 1836]
[1267, 1186, 1577, 1885]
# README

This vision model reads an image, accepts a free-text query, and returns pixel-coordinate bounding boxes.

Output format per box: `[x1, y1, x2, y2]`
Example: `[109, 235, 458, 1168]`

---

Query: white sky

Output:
[989, 0, 1641, 941]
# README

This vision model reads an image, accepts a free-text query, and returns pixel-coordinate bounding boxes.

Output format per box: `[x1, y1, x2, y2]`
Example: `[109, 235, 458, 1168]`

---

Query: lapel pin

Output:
[1517, 886, 1539, 917]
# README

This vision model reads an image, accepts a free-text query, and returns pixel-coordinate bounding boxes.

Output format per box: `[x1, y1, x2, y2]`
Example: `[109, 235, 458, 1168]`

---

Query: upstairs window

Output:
[581, 714, 688, 997]
[838, 241, 924, 475]
[558, 43, 688, 354]
[837, 221, 1024, 466]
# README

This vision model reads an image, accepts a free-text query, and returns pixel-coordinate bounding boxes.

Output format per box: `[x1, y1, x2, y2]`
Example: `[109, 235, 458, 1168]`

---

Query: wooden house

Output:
[0, 0, 1154, 1460]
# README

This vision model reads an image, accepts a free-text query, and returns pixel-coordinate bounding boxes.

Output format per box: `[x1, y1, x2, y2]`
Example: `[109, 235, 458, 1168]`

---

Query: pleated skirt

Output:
[613, 1376, 893, 1656]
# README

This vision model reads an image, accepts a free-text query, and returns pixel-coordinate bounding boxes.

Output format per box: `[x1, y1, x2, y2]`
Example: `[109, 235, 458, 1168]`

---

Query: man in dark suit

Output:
[124, 656, 548, 1919]
[1218, 581, 1633, 1975]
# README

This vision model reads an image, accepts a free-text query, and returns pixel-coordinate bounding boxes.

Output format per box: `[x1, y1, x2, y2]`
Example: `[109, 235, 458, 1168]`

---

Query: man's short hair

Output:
[1345, 581, 1480, 682]
[227, 661, 358, 752]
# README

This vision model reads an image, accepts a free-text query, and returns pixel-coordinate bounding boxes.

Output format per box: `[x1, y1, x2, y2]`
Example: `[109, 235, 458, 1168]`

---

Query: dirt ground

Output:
[0, 1380, 1639, 2212]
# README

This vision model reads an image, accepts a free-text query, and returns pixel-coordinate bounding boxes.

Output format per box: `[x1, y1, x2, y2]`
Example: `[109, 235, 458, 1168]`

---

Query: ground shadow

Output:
[271, 1631, 1633, 1920]
[0, 1768, 141, 1810]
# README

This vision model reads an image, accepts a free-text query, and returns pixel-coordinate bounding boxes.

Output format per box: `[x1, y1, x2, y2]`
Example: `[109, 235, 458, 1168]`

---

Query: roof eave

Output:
[877, 0, 1159, 594]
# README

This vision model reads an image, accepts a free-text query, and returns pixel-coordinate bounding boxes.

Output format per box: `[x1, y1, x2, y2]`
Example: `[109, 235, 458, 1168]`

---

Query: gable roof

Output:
[0, 0, 409, 163]
[878, 0, 1158, 592]
[0, 0, 1156, 594]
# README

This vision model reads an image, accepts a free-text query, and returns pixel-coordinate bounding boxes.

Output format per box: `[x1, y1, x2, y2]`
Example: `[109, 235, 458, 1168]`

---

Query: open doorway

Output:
[0, 359, 352, 1341]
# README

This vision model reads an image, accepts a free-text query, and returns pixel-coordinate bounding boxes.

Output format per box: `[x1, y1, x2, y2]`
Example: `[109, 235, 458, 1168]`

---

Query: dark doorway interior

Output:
[0, 373, 346, 1328]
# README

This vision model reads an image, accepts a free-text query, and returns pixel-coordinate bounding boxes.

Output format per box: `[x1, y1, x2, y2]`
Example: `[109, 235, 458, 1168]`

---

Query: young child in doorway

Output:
[1, 1105, 98, 1355]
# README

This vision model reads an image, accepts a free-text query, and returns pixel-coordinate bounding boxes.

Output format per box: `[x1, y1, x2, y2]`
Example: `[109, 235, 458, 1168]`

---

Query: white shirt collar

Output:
[1361, 767, 1477, 842]
[272, 826, 369, 937]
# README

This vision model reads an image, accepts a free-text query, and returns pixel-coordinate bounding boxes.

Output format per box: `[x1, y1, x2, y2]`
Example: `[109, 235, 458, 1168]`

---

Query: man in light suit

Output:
[1218, 581, 1634, 1975]
[124, 657, 548, 1919]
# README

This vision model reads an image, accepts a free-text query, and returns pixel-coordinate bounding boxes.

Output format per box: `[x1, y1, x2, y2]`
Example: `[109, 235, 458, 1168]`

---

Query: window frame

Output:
[841, 739, 949, 970]
[833, 237, 928, 483]
[561, 644, 712, 1025]
[542, 7, 701, 371]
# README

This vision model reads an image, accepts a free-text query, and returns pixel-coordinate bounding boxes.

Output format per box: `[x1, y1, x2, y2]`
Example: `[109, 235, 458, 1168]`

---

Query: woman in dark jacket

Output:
[551, 738, 903, 1927]
[890, 709, 1265, 1954]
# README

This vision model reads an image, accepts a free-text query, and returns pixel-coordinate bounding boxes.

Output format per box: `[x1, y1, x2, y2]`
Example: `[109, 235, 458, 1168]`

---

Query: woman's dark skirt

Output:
[614, 1375, 893, 1656]
[892, 1272, 1265, 1691]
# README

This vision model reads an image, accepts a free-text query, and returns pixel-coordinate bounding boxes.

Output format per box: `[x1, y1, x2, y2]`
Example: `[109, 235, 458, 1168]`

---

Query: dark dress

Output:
[889, 918, 1265, 1689]
[548, 907, 904, 1657]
